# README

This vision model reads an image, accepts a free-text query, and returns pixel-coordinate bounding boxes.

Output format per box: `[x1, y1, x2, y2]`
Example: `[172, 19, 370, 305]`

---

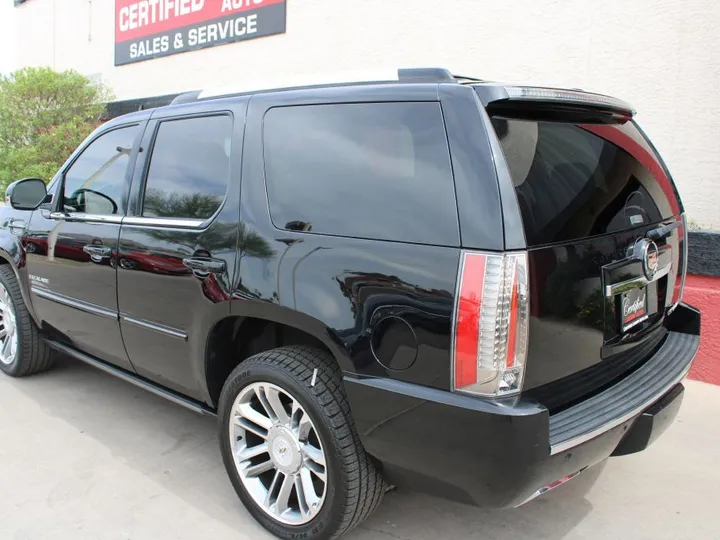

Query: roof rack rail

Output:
[168, 68, 477, 104]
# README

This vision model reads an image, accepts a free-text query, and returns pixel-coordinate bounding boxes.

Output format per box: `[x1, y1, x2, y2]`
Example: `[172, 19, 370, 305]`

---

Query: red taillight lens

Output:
[453, 251, 529, 397]
[671, 215, 688, 308]
[454, 254, 486, 388]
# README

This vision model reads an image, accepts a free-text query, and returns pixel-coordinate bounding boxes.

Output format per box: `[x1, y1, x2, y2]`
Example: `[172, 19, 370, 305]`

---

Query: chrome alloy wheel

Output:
[230, 381, 328, 525]
[0, 283, 18, 365]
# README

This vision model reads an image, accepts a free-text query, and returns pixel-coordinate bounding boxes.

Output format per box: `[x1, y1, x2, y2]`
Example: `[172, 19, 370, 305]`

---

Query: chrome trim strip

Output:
[48, 213, 204, 228]
[121, 315, 188, 340]
[549, 358, 693, 455]
[30, 286, 118, 319]
[49, 212, 123, 224]
[122, 216, 205, 229]
[604, 263, 671, 297]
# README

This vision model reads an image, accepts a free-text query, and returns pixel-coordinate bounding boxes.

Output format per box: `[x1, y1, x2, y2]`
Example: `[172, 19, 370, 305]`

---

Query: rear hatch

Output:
[479, 87, 687, 411]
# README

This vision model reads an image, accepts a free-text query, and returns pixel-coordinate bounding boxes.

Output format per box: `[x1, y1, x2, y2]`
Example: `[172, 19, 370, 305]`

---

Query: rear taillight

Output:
[671, 214, 689, 309]
[452, 251, 529, 397]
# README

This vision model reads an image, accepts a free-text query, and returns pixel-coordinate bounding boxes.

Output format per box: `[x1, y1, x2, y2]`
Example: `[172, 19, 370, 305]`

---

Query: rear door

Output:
[116, 105, 242, 400]
[485, 107, 685, 408]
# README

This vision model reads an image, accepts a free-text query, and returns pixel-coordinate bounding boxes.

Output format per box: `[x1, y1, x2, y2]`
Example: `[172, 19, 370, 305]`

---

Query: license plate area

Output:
[620, 286, 649, 331]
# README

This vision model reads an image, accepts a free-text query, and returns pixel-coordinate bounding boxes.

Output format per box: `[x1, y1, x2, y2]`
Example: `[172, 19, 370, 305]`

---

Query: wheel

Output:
[0, 265, 53, 377]
[218, 345, 385, 539]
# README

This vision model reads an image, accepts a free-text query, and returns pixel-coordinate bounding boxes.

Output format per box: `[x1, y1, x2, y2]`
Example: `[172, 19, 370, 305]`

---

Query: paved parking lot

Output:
[1, 355, 719, 540]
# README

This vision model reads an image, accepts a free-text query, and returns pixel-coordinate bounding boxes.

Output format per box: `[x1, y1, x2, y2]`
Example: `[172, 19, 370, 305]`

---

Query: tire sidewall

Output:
[0, 268, 25, 377]
[219, 361, 348, 540]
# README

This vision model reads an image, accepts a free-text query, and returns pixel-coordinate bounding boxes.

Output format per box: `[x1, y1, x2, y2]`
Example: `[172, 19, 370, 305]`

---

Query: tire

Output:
[218, 345, 385, 540]
[0, 265, 53, 377]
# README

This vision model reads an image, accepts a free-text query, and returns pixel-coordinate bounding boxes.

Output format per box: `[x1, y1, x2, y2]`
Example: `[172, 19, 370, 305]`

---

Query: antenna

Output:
[170, 90, 202, 105]
[397, 68, 456, 82]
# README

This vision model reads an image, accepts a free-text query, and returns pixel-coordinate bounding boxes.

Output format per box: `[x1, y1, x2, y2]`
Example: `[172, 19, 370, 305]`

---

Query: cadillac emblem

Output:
[643, 240, 660, 280]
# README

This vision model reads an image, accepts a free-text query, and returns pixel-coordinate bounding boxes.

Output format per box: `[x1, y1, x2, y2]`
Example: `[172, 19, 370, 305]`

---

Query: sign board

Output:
[115, 0, 287, 66]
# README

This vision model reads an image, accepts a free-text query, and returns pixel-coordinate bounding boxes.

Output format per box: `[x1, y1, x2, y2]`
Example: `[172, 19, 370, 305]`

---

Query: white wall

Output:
[9, 0, 720, 227]
[0, 1, 17, 74]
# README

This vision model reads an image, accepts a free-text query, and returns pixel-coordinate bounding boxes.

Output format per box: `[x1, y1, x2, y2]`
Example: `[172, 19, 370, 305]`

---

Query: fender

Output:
[228, 295, 356, 374]
[0, 227, 40, 326]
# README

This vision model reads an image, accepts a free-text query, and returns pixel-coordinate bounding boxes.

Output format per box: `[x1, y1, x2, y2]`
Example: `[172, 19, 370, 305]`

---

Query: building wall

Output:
[0, 2, 17, 73]
[684, 275, 720, 386]
[9, 0, 720, 229]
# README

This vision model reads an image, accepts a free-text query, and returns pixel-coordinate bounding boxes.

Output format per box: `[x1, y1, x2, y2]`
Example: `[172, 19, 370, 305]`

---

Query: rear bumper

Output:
[344, 303, 700, 508]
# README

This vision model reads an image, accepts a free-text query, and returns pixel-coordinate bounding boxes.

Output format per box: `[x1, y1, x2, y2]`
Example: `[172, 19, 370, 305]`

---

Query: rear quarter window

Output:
[263, 102, 459, 245]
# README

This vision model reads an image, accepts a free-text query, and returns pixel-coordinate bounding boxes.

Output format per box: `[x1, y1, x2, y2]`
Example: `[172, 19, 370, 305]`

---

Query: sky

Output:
[0, 2, 17, 74]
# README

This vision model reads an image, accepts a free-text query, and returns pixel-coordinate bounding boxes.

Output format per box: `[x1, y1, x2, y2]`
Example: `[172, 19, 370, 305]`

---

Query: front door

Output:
[117, 110, 240, 400]
[24, 123, 143, 371]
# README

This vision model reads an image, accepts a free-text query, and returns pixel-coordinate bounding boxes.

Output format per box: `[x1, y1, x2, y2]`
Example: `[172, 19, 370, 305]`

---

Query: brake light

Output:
[503, 86, 635, 115]
[452, 251, 529, 397]
[671, 214, 689, 309]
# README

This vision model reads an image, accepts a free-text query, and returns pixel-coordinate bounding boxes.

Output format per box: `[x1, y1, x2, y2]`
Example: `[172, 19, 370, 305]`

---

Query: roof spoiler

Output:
[475, 85, 635, 116]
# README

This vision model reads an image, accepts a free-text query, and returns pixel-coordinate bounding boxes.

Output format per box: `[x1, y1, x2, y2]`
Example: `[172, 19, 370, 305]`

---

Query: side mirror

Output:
[6, 178, 47, 211]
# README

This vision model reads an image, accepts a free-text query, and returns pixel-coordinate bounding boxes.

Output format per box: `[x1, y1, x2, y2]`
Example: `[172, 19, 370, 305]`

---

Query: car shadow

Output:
[14, 355, 273, 538]
[16, 355, 601, 540]
[351, 466, 601, 539]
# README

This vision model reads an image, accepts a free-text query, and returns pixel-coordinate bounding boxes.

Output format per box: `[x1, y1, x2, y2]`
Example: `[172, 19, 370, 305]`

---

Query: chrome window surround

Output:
[49, 212, 123, 224]
[48, 212, 205, 229]
[122, 216, 205, 229]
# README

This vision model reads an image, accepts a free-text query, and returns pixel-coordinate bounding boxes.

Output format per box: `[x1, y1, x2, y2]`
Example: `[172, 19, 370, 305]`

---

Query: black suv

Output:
[0, 68, 700, 539]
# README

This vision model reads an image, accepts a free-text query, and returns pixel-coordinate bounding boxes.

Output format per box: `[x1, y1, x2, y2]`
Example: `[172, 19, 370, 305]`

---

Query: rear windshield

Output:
[490, 117, 681, 247]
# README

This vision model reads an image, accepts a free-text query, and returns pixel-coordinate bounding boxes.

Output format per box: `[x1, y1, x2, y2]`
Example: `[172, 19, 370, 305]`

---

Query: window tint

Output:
[491, 118, 677, 246]
[263, 103, 458, 245]
[63, 125, 139, 215]
[142, 115, 232, 220]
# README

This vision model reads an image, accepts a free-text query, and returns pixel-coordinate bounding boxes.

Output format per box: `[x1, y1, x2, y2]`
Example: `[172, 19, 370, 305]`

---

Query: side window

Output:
[142, 115, 232, 220]
[63, 125, 139, 215]
[263, 103, 459, 245]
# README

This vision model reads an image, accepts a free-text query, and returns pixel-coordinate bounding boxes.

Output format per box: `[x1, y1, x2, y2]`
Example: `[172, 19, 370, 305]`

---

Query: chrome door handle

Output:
[83, 245, 112, 258]
[8, 218, 25, 234]
[182, 257, 226, 275]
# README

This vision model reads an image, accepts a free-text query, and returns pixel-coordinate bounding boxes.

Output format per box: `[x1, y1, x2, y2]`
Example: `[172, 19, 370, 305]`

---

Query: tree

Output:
[142, 191, 275, 259]
[144, 189, 222, 221]
[0, 67, 112, 192]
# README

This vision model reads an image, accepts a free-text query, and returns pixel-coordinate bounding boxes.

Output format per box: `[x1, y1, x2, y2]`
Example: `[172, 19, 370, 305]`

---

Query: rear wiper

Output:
[647, 221, 681, 240]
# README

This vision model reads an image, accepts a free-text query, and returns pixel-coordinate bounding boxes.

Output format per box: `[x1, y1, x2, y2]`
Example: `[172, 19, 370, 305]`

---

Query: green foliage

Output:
[686, 218, 706, 231]
[0, 67, 112, 192]
[144, 189, 222, 220]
